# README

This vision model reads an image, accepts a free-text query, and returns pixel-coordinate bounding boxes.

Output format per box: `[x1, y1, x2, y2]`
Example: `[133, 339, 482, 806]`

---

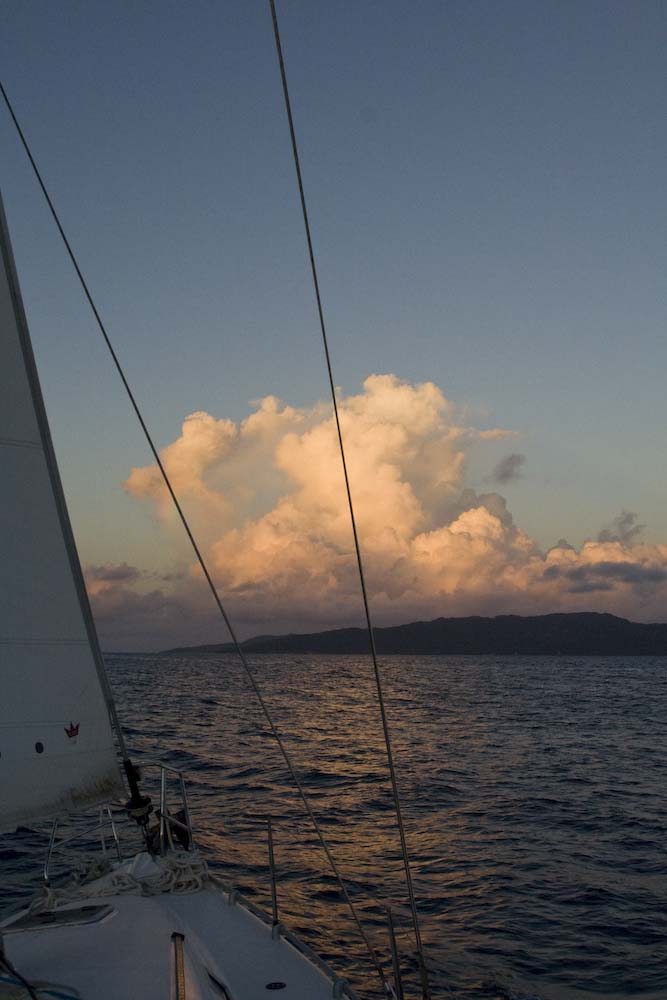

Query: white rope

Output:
[28, 853, 208, 913]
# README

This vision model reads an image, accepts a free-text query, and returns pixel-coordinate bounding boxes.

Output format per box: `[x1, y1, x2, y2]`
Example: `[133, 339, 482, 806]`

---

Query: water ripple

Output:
[1, 654, 665, 999]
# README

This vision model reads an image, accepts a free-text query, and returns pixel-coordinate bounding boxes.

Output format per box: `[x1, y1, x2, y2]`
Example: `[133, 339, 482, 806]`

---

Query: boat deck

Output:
[1, 857, 355, 1000]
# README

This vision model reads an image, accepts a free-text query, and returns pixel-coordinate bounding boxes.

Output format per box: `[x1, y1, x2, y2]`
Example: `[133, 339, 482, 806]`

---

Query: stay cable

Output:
[0, 77, 389, 995]
[268, 2, 431, 997]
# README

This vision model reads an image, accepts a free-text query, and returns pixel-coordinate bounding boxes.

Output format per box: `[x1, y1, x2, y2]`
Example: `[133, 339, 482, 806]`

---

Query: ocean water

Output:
[2, 654, 666, 999]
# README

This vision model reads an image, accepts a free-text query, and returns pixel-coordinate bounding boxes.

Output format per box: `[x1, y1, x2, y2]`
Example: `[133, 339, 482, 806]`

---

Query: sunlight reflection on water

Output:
[2, 654, 665, 999]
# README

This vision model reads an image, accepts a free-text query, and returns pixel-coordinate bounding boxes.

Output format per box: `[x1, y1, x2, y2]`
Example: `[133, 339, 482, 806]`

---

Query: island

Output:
[159, 612, 667, 657]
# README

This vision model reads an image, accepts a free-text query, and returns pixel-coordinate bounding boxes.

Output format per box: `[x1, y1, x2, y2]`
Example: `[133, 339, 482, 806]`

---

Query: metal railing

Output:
[39, 765, 401, 999]
[42, 759, 195, 880]
[44, 805, 122, 882]
[33, 799, 362, 1000]
[145, 760, 195, 855]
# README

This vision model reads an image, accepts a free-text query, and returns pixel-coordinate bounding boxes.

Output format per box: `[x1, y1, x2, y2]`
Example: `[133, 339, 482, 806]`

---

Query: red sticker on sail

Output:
[65, 722, 80, 739]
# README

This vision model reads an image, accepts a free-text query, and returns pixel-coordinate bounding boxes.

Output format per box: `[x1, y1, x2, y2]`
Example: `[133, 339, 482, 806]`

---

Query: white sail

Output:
[0, 194, 124, 832]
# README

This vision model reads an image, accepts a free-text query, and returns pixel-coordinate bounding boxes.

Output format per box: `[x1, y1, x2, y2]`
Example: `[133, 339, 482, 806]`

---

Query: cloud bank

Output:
[87, 375, 667, 647]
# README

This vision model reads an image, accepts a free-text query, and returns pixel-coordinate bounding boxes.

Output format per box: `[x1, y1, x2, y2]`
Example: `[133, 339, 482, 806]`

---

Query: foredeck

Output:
[1, 860, 356, 1000]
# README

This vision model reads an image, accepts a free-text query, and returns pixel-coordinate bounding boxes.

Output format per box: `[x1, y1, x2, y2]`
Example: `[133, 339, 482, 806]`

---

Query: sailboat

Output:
[0, 6, 430, 999]
[0, 184, 373, 999]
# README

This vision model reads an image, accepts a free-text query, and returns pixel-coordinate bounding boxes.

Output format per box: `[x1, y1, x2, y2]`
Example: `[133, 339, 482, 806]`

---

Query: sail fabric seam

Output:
[268, 3, 430, 997]
[0, 745, 118, 760]
[1, 720, 108, 727]
[0, 638, 89, 645]
[0, 81, 388, 994]
[0, 436, 41, 450]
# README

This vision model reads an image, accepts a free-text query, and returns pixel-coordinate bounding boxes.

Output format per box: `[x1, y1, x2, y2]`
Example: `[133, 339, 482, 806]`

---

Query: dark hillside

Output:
[160, 612, 667, 656]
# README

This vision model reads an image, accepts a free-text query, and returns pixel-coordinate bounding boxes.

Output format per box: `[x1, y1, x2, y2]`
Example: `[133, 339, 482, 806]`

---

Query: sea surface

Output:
[2, 654, 666, 999]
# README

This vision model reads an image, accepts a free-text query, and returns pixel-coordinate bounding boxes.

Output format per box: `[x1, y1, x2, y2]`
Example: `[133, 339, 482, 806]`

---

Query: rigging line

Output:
[0, 78, 389, 995]
[267, 3, 431, 998]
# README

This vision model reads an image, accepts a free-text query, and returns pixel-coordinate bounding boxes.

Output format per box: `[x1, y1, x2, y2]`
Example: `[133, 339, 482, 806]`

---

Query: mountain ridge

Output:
[158, 612, 667, 656]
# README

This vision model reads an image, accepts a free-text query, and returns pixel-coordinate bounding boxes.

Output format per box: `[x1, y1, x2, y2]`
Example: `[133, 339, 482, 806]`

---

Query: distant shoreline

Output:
[154, 612, 667, 658]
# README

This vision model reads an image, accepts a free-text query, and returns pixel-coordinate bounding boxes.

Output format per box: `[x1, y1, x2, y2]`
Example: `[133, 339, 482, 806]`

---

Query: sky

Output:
[2, 1, 666, 649]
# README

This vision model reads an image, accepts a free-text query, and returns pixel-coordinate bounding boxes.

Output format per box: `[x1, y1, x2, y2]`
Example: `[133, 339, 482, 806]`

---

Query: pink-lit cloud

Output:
[90, 374, 667, 647]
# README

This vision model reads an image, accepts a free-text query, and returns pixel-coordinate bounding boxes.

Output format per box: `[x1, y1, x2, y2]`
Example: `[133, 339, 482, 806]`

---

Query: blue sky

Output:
[2, 2, 667, 646]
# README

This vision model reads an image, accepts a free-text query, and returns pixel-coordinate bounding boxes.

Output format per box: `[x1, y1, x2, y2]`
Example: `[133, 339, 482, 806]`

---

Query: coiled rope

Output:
[268, 3, 431, 997]
[0, 81, 389, 995]
[28, 853, 208, 913]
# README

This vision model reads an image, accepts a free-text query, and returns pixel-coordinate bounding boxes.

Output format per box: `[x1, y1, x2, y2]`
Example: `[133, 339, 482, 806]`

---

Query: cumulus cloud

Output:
[84, 562, 212, 648]
[490, 452, 525, 484]
[554, 538, 574, 551]
[544, 559, 667, 593]
[597, 509, 644, 545]
[97, 374, 667, 645]
[124, 411, 237, 523]
[87, 562, 141, 584]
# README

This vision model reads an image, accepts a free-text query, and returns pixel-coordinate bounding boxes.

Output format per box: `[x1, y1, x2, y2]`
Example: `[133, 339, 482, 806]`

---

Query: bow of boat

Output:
[0, 852, 358, 1000]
